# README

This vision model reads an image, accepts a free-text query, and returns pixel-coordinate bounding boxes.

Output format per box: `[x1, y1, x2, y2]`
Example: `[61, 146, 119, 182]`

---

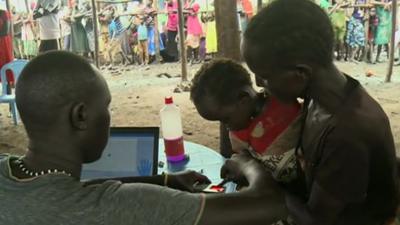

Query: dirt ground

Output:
[1, 60, 400, 157]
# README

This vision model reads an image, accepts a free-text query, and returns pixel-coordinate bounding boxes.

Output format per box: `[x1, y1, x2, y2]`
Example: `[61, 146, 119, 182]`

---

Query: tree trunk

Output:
[177, 0, 188, 82]
[386, 0, 397, 82]
[363, 1, 371, 62]
[91, 0, 100, 68]
[215, 0, 241, 158]
[153, 0, 161, 62]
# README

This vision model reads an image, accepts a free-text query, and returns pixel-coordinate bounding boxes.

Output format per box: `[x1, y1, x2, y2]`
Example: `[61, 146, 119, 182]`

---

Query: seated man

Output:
[0, 51, 287, 225]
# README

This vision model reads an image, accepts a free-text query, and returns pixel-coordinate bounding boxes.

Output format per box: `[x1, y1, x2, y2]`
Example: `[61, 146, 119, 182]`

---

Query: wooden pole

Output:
[215, 0, 240, 61]
[177, 0, 188, 81]
[386, 0, 397, 82]
[363, 0, 371, 62]
[215, 0, 241, 158]
[91, 0, 100, 68]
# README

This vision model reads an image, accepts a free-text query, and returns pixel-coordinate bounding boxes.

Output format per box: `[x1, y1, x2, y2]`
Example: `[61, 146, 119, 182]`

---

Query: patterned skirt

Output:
[346, 17, 365, 48]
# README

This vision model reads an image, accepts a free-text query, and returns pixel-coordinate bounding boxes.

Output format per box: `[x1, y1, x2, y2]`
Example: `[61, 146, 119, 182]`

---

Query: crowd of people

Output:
[5, 0, 250, 67]
[322, 0, 398, 64]
[2, 0, 260, 68]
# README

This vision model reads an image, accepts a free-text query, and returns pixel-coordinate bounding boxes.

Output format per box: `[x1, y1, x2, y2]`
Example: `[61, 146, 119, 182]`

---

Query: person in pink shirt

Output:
[165, 0, 179, 62]
[185, 0, 203, 64]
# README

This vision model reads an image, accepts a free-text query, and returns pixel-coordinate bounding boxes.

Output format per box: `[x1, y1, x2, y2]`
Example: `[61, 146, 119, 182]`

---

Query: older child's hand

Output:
[221, 152, 281, 193]
[220, 152, 259, 187]
[168, 170, 211, 192]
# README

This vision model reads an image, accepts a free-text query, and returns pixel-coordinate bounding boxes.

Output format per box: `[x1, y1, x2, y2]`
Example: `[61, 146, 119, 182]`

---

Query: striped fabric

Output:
[109, 18, 125, 39]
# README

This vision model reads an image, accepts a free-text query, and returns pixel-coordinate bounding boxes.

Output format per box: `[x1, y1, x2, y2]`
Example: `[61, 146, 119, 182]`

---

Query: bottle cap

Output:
[165, 97, 173, 104]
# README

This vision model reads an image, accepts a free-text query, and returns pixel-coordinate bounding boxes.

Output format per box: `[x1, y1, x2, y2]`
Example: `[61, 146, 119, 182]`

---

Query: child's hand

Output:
[168, 170, 211, 192]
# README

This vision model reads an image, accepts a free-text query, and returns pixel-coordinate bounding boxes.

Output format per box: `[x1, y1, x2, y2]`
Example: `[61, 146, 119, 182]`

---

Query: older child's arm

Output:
[198, 153, 289, 225]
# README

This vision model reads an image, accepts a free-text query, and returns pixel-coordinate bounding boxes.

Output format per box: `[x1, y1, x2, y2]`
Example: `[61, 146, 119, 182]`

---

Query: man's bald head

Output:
[16, 51, 109, 132]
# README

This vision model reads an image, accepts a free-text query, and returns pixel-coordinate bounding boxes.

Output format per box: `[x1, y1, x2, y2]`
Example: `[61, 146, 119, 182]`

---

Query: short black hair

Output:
[16, 51, 103, 131]
[190, 59, 252, 106]
[244, 0, 334, 68]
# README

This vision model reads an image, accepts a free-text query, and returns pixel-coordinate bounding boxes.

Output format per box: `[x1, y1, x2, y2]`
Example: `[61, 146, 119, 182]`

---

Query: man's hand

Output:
[168, 170, 211, 192]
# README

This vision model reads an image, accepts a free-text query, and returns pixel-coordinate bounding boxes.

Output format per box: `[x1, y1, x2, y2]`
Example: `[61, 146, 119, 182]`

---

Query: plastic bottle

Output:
[160, 97, 185, 162]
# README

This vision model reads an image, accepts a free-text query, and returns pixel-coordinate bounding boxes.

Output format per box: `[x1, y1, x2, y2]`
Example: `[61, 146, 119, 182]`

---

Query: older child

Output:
[191, 59, 301, 182]
[242, 0, 398, 224]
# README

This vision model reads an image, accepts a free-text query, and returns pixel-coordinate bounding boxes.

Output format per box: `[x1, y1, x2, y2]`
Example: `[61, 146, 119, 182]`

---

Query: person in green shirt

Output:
[329, 0, 348, 60]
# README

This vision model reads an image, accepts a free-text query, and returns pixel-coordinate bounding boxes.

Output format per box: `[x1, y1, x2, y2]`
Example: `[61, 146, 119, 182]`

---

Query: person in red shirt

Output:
[0, 8, 15, 93]
[191, 59, 302, 182]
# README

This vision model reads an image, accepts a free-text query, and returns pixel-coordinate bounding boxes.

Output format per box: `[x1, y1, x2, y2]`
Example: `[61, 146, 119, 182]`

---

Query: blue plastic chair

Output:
[0, 60, 29, 125]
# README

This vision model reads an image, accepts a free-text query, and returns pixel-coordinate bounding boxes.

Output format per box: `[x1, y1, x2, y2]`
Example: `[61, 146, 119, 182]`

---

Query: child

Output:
[345, 0, 366, 62]
[367, 7, 379, 63]
[329, 0, 348, 61]
[191, 59, 302, 182]
[21, 11, 38, 60]
[373, 0, 392, 63]
[204, 12, 217, 59]
[137, 16, 149, 65]
[185, 0, 203, 64]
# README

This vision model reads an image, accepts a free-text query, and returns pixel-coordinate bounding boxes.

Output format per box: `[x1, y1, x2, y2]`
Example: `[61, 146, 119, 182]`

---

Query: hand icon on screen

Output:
[137, 159, 152, 176]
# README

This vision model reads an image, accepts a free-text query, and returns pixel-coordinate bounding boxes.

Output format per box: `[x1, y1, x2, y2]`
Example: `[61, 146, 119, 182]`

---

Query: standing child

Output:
[12, 8, 24, 59]
[191, 59, 302, 182]
[185, 0, 203, 64]
[329, 0, 348, 60]
[205, 12, 217, 58]
[70, 4, 90, 57]
[345, 0, 366, 62]
[59, 4, 72, 51]
[165, 0, 179, 62]
[372, 0, 392, 63]
[21, 11, 38, 59]
[367, 7, 379, 63]
[137, 17, 149, 65]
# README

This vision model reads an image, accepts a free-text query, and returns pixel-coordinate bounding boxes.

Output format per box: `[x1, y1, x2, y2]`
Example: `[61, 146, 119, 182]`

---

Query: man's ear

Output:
[70, 103, 88, 130]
